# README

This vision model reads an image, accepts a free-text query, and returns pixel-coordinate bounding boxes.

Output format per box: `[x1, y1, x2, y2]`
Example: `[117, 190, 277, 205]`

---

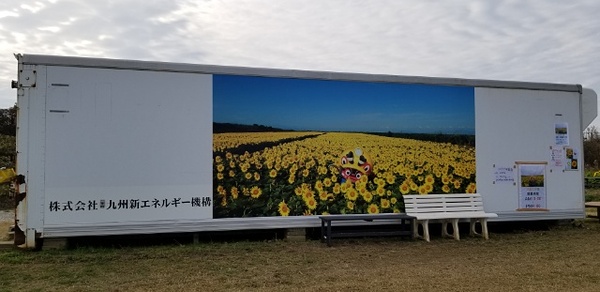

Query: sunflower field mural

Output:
[213, 75, 475, 218]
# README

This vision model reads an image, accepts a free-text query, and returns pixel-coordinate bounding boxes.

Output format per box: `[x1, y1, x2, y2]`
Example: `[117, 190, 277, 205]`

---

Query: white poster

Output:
[555, 123, 569, 146]
[493, 165, 515, 184]
[550, 146, 564, 168]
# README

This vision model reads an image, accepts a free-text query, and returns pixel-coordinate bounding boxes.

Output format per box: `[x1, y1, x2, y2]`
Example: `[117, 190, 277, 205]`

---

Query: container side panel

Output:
[16, 65, 48, 233]
[475, 87, 584, 218]
[43, 67, 212, 226]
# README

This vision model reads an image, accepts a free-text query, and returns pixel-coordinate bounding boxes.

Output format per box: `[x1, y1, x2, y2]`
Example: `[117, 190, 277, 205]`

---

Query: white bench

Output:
[403, 193, 497, 242]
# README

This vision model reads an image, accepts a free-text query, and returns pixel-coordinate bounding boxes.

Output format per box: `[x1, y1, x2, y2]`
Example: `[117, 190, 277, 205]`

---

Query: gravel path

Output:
[0, 210, 14, 222]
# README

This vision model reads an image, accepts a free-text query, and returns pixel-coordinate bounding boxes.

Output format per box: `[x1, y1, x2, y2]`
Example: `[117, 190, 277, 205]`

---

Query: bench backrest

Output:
[403, 193, 487, 215]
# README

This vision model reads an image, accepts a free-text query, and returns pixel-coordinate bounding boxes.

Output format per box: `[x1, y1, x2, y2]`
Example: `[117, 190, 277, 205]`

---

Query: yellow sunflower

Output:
[278, 201, 290, 216]
[367, 204, 380, 214]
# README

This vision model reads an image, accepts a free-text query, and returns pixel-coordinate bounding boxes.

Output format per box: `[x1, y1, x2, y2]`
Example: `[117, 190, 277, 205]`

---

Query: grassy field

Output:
[1, 189, 600, 291]
[0, 220, 599, 292]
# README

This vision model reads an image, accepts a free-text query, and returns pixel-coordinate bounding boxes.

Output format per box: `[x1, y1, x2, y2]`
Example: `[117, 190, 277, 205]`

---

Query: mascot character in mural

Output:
[331, 147, 374, 183]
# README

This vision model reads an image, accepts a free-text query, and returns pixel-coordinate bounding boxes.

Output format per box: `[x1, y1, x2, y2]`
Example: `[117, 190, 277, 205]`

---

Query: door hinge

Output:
[18, 68, 37, 88]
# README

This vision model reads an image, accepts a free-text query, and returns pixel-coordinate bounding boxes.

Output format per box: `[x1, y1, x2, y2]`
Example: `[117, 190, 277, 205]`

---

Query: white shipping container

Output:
[12, 54, 597, 248]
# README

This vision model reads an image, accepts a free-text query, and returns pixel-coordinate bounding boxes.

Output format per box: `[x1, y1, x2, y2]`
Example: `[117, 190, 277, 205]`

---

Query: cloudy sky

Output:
[1, 0, 599, 127]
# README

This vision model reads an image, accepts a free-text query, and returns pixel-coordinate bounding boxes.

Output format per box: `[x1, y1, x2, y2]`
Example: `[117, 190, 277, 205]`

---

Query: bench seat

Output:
[319, 213, 415, 246]
[404, 193, 497, 242]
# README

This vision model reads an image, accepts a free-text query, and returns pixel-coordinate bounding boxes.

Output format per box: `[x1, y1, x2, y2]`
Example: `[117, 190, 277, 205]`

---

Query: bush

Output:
[0, 184, 12, 210]
[584, 126, 600, 169]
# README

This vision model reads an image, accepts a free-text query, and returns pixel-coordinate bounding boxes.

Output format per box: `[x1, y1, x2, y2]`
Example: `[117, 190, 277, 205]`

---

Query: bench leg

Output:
[451, 219, 460, 240]
[442, 220, 451, 238]
[469, 219, 490, 240]
[326, 222, 332, 247]
[414, 220, 430, 242]
[422, 220, 430, 242]
[412, 219, 419, 239]
[469, 219, 480, 237]
[320, 221, 324, 243]
[481, 219, 489, 240]
[441, 219, 460, 240]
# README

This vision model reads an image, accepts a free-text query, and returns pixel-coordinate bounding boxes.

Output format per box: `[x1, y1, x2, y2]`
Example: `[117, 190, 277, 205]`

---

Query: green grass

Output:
[1, 221, 600, 292]
[2, 186, 600, 291]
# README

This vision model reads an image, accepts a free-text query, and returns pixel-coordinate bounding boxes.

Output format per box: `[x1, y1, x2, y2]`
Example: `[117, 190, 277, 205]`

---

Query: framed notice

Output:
[516, 162, 548, 211]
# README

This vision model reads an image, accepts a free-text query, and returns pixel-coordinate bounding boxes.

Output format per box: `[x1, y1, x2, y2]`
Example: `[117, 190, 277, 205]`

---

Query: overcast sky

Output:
[1, 0, 599, 127]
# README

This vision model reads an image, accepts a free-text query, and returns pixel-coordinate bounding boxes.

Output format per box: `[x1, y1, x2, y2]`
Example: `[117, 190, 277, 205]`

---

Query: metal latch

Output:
[18, 68, 36, 88]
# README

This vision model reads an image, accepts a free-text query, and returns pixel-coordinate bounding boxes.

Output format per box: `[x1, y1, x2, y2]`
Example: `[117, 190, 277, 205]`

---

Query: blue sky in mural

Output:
[213, 75, 474, 134]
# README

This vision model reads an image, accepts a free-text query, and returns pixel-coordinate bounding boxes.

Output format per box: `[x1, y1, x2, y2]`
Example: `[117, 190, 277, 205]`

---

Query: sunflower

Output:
[346, 188, 359, 201]
[278, 201, 290, 216]
[302, 169, 310, 177]
[359, 175, 369, 184]
[346, 201, 355, 210]
[269, 169, 277, 178]
[380, 198, 391, 209]
[362, 191, 373, 203]
[324, 177, 332, 187]
[333, 184, 341, 195]
[319, 191, 329, 201]
[453, 180, 462, 189]
[231, 187, 239, 199]
[315, 180, 324, 192]
[250, 186, 262, 198]
[466, 183, 477, 194]
[306, 197, 317, 210]
[386, 173, 395, 184]
[442, 175, 450, 185]
[399, 183, 410, 195]
[367, 204, 379, 214]
[424, 183, 433, 194]
[442, 184, 451, 193]
[410, 182, 418, 191]
[359, 186, 369, 196]
[425, 174, 435, 185]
